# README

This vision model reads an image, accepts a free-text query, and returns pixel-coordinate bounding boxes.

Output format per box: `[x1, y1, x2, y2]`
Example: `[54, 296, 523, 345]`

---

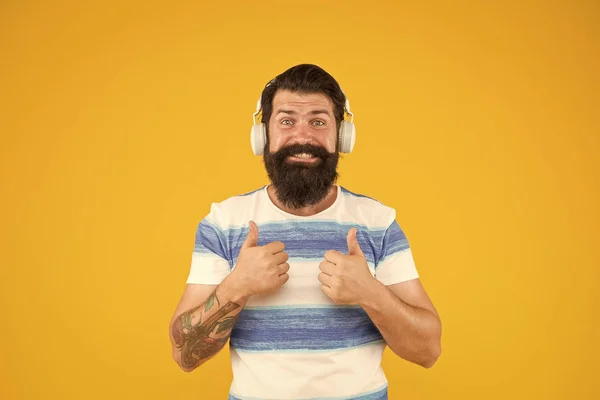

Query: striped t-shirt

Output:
[187, 185, 419, 400]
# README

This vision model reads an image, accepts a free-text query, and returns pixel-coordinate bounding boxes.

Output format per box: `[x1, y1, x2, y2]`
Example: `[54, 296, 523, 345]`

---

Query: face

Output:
[263, 90, 340, 209]
[267, 90, 338, 155]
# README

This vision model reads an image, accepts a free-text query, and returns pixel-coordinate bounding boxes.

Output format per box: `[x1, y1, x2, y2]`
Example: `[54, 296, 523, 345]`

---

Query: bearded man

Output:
[169, 64, 442, 400]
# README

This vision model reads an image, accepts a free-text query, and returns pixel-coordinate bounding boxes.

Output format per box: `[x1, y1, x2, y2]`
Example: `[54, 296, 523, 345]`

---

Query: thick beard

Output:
[263, 143, 339, 209]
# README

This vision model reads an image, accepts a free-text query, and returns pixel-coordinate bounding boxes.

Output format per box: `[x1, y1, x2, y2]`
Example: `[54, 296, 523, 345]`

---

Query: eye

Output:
[312, 120, 325, 126]
[281, 119, 293, 125]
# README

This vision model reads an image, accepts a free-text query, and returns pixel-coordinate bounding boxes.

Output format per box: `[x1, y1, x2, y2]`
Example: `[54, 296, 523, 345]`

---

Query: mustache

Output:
[271, 144, 332, 160]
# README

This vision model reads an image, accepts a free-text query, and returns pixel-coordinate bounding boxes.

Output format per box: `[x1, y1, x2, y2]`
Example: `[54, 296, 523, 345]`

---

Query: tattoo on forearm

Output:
[172, 290, 240, 369]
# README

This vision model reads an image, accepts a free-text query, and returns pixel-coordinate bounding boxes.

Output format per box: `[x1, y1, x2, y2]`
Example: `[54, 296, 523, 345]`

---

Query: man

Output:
[169, 64, 442, 400]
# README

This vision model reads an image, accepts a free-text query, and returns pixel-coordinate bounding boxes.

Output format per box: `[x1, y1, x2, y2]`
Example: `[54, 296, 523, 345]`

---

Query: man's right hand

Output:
[228, 220, 290, 298]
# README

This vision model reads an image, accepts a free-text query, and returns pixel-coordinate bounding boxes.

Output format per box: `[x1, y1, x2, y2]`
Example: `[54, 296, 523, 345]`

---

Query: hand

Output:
[318, 228, 377, 305]
[229, 221, 290, 298]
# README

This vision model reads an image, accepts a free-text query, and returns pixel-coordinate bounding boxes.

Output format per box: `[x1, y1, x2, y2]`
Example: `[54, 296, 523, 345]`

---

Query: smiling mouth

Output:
[287, 153, 319, 162]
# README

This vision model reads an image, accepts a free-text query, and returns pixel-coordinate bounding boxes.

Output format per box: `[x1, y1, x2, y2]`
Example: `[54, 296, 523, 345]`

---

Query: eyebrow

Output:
[276, 109, 332, 117]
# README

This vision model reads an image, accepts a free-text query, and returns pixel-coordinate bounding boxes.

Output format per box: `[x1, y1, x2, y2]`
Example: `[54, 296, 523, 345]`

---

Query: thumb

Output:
[241, 221, 259, 249]
[347, 228, 364, 257]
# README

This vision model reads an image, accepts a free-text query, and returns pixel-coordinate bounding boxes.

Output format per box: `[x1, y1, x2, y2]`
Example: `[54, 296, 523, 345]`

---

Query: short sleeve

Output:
[186, 206, 232, 285]
[375, 216, 419, 286]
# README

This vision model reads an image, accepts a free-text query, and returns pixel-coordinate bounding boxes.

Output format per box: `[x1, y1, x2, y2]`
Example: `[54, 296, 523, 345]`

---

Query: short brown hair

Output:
[259, 64, 346, 135]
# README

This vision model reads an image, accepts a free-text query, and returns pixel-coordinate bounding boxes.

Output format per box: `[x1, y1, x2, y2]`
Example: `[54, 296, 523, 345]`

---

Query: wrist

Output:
[358, 277, 383, 310]
[220, 272, 251, 305]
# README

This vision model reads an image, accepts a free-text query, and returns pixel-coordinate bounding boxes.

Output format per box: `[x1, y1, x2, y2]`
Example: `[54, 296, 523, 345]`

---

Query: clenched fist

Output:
[318, 228, 377, 305]
[229, 221, 290, 298]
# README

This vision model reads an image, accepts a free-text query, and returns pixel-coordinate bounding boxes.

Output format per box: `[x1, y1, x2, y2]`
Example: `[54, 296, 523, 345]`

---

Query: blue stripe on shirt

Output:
[195, 219, 409, 270]
[379, 220, 409, 263]
[230, 307, 384, 352]
[194, 219, 229, 262]
[195, 220, 409, 269]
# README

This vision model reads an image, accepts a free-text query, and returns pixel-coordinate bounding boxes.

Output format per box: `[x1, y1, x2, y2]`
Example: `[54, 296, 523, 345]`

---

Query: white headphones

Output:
[250, 87, 356, 156]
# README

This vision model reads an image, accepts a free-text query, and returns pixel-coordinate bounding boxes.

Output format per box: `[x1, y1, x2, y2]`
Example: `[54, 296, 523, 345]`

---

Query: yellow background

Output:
[1, 1, 598, 398]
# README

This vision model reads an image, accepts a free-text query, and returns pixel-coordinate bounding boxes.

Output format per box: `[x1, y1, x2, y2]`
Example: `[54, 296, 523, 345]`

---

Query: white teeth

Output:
[293, 153, 313, 159]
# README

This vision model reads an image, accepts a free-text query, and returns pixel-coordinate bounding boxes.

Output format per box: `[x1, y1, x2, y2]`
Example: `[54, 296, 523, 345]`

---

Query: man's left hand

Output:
[318, 228, 377, 305]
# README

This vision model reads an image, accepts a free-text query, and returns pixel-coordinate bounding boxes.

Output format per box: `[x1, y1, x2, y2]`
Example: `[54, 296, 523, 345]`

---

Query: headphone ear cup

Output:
[338, 121, 356, 153]
[251, 123, 267, 156]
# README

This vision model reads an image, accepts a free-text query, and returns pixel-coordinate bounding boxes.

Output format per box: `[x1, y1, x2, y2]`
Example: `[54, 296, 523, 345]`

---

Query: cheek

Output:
[267, 131, 283, 152]
[328, 133, 338, 151]
[322, 130, 338, 152]
[267, 127, 295, 152]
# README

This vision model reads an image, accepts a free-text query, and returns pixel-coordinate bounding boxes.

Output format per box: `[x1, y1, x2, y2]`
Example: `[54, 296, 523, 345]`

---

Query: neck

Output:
[267, 184, 338, 216]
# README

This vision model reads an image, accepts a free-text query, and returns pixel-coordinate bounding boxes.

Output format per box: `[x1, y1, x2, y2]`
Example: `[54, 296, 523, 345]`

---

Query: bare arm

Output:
[359, 278, 442, 368]
[169, 277, 248, 372]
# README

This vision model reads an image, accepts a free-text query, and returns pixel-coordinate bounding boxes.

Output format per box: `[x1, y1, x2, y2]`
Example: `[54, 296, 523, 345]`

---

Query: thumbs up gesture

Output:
[318, 228, 376, 305]
[229, 221, 290, 298]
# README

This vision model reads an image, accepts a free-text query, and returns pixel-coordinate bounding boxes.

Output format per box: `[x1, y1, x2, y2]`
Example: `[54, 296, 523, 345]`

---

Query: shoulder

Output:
[340, 186, 385, 204]
[339, 186, 397, 228]
[204, 186, 265, 226]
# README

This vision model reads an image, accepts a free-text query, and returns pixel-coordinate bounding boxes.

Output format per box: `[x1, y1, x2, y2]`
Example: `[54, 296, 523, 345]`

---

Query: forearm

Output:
[360, 280, 441, 368]
[170, 275, 249, 371]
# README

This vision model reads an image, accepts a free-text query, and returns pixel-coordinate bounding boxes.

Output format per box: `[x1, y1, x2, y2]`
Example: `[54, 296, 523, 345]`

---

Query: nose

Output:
[290, 121, 313, 145]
